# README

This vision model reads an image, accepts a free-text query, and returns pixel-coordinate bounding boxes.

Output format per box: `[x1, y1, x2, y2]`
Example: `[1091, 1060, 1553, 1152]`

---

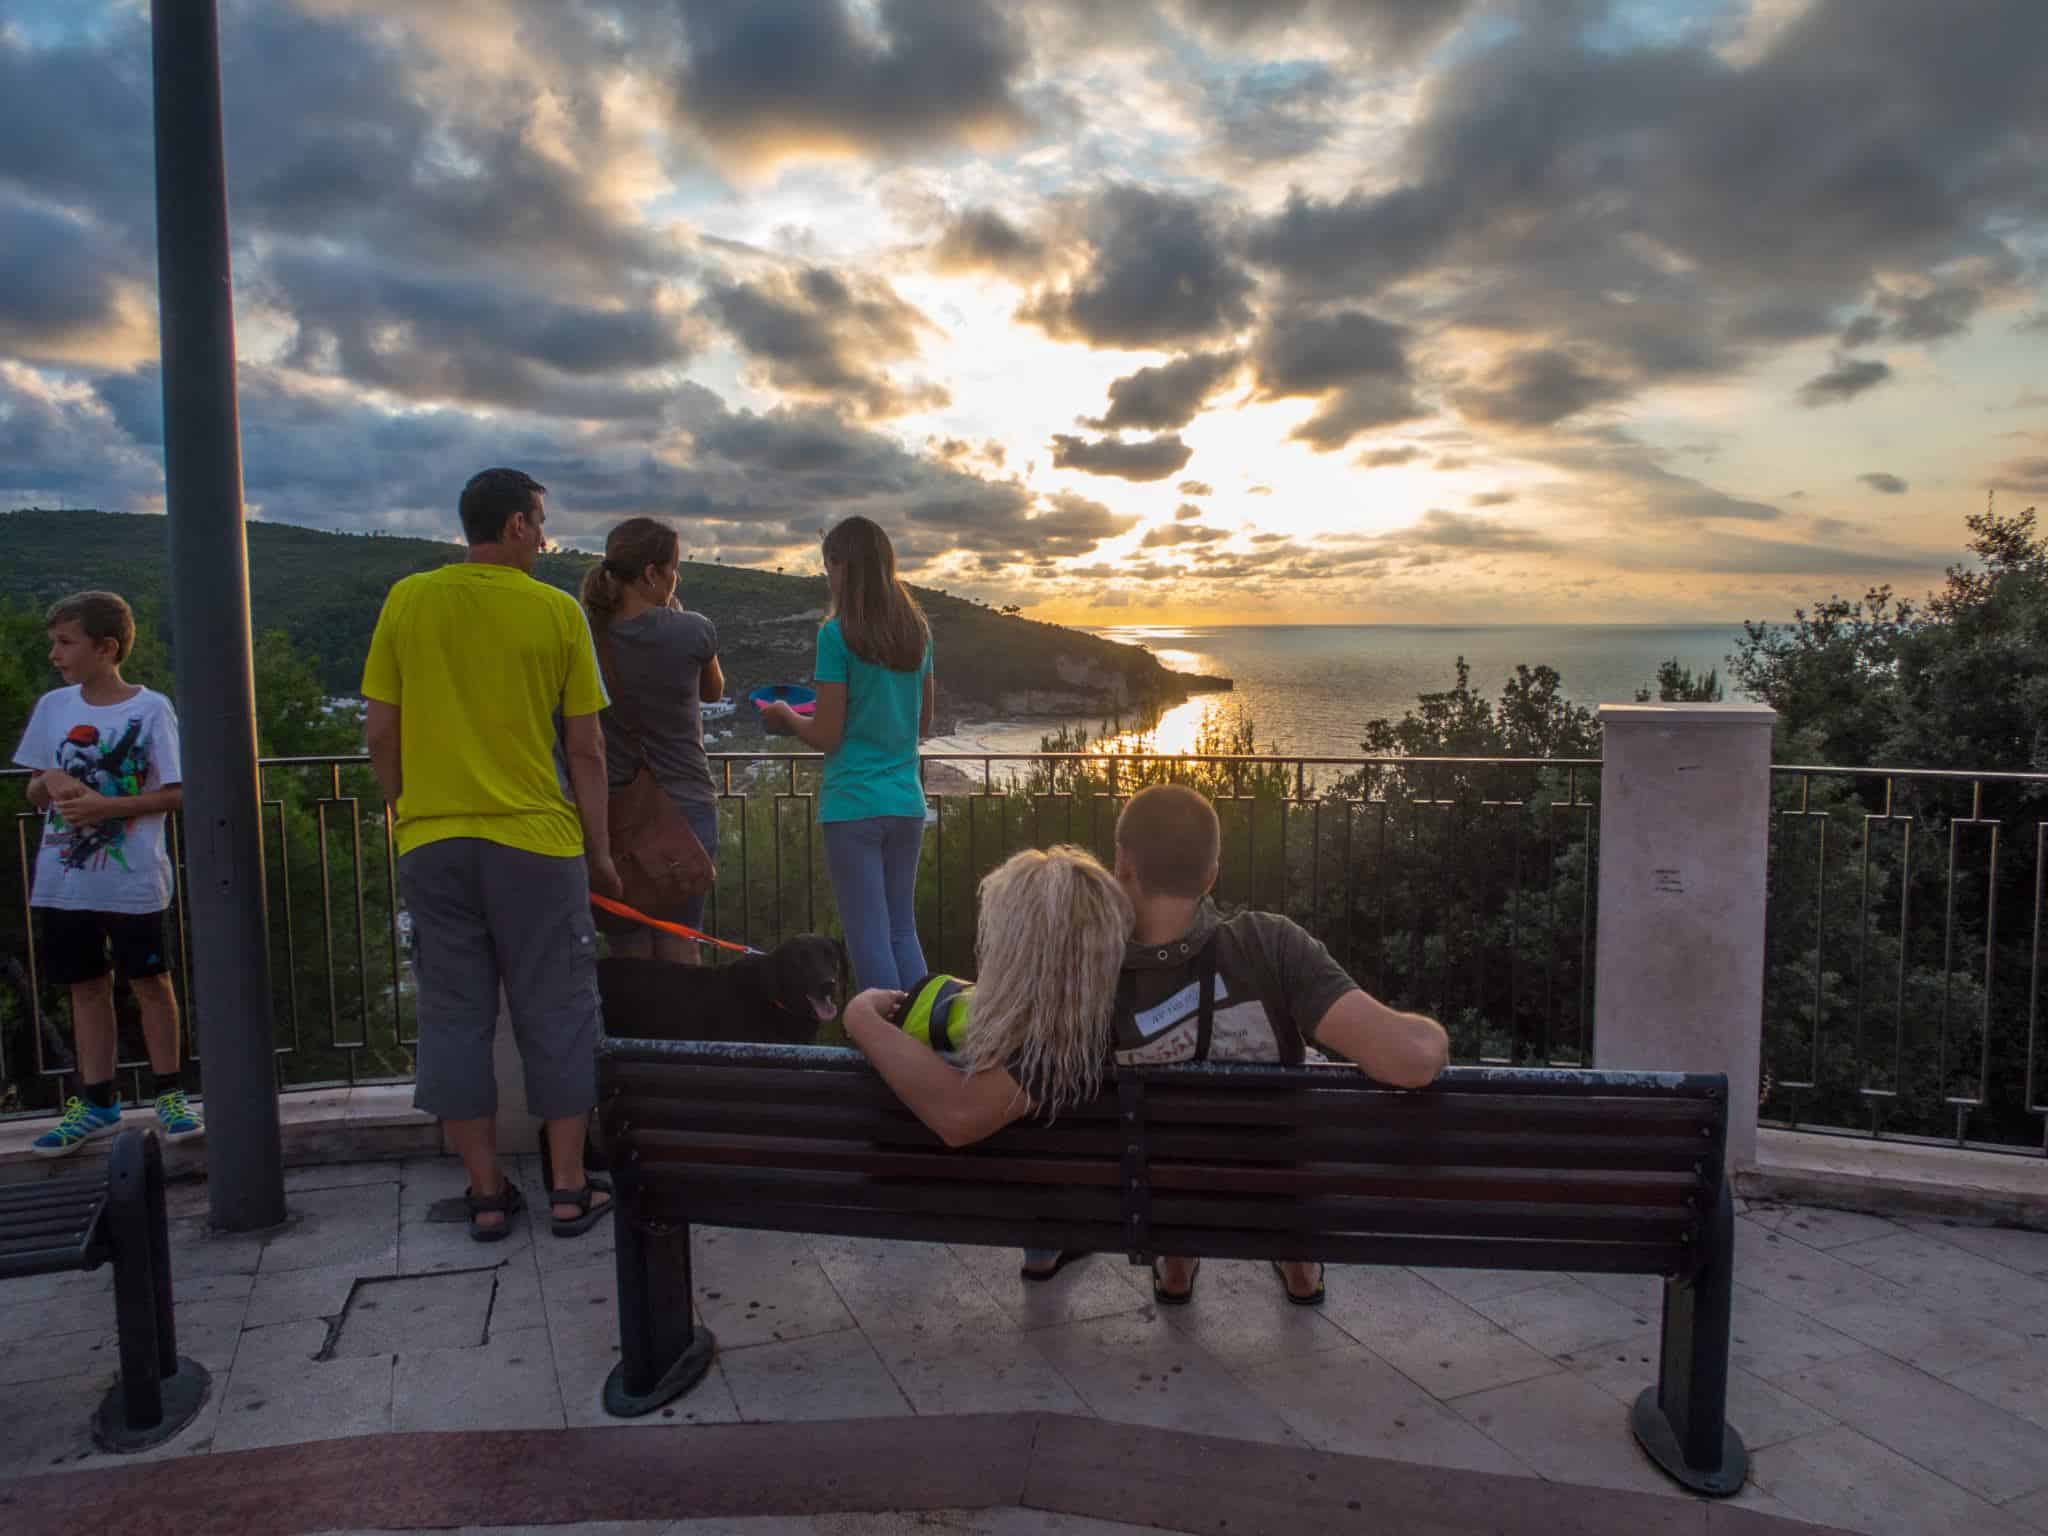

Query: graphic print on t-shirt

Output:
[49, 714, 151, 874]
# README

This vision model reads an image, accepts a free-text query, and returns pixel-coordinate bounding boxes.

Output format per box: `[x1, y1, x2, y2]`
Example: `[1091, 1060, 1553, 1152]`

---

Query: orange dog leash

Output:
[589, 892, 763, 956]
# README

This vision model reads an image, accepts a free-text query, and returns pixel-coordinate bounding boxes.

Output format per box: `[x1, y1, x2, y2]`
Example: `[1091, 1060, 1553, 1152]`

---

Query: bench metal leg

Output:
[603, 1151, 714, 1418]
[94, 1130, 211, 1452]
[1631, 1179, 1748, 1496]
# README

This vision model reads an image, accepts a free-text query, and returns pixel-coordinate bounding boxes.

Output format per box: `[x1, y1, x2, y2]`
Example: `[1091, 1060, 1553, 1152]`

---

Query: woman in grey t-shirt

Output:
[580, 517, 724, 963]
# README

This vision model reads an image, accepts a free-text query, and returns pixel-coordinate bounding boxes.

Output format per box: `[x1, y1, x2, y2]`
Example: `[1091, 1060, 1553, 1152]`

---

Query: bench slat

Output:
[0, 1243, 105, 1281]
[602, 1042, 1724, 1099]
[610, 1096, 1713, 1172]
[608, 1075, 1717, 1136]
[638, 1169, 1690, 1244]
[629, 1130, 1703, 1207]
[658, 1196, 1682, 1276]
[0, 1210, 104, 1243]
[0, 1183, 105, 1212]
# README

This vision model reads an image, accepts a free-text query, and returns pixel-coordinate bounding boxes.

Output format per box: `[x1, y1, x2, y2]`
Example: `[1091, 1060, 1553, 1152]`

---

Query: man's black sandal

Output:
[466, 1181, 524, 1243]
[550, 1176, 613, 1237]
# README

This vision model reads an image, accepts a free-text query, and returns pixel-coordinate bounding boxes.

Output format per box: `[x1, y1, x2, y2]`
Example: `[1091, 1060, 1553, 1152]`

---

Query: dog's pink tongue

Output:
[811, 997, 838, 1022]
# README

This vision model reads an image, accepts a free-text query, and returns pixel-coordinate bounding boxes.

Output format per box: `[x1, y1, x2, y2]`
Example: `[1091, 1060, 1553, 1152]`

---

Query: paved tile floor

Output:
[4, 1156, 2047, 1536]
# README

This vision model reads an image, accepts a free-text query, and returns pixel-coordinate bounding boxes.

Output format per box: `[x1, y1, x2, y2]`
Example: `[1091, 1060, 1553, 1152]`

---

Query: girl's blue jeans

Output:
[823, 815, 929, 992]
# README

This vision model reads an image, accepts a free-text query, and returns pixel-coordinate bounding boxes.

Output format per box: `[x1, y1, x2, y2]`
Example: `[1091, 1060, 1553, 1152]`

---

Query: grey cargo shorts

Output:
[398, 837, 600, 1122]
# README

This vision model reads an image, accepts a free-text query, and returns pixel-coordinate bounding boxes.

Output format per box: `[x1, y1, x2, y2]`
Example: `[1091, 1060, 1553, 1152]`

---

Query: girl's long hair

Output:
[822, 515, 929, 672]
[956, 846, 1133, 1116]
[580, 517, 680, 633]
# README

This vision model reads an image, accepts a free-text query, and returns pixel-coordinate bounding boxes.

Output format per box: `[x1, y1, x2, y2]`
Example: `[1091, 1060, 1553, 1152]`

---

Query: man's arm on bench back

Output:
[1313, 991, 1450, 1089]
[845, 988, 1034, 1147]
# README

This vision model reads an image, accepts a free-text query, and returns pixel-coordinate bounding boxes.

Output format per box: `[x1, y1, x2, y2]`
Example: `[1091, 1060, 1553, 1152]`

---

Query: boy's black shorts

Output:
[37, 908, 174, 987]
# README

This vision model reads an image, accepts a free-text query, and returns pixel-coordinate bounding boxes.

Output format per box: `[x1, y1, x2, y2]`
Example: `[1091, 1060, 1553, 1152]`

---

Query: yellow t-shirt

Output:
[361, 563, 608, 858]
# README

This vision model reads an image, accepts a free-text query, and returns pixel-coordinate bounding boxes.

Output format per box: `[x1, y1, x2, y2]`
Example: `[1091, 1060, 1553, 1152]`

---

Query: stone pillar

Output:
[1594, 703, 1777, 1169]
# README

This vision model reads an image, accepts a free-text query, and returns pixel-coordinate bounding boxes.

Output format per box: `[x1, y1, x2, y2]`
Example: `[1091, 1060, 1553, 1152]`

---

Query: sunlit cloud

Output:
[1, 0, 2043, 622]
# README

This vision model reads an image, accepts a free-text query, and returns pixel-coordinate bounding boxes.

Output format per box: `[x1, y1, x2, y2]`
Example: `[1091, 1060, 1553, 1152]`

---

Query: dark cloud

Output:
[672, 0, 1030, 165]
[1605, 533, 1944, 577]
[929, 207, 1048, 277]
[1454, 348, 1627, 428]
[1399, 509, 1554, 553]
[266, 251, 701, 419]
[1049, 432, 1195, 482]
[700, 266, 946, 419]
[1858, 472, 1909, 495]
[1840, 315, 1885, 348]
[1085, 350, 1242, 431]
[0, 370, 162, 509]
[918, 488, 1136, 560]
[0, 195, 146, 365]
[1251, 308, 1423, 448]
[1989, 457, 2048, 495]
[1358, 445, 1423, 467]
[1533, 429, 1784, 523]
[1175, 502, 1203, 520]
[0, 20, 153, 233]
[1022, 185, 1255, 349]
[1141, 521, 1228, 548]
[1799, 357, 1894, 407]
[1886, 283, 1982, 342]
[1471, 490, 1516, 507]
[1243, 0, 2047, 419]
[1179, 480, 1214, 496]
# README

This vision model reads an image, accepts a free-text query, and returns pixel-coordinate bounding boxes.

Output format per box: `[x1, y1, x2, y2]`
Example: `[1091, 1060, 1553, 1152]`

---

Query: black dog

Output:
[596, 934, 844, 1046]
[541, 935, 845, 1190]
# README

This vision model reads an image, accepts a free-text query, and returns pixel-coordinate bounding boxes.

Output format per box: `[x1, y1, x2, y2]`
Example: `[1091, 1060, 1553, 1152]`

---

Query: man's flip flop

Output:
[549, 1175, 613, 1237]
[466, 1181, 524, 1243]
[1020, 1251, 1086, 1283]
[1271, 1259, 1326, 1306]
[1151, 1257, 1199, 1305]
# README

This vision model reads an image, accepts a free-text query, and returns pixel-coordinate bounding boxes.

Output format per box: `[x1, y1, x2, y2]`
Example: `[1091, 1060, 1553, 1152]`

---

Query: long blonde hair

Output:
[956, 846, 1133, 1115]
[822, 515, 929, 672]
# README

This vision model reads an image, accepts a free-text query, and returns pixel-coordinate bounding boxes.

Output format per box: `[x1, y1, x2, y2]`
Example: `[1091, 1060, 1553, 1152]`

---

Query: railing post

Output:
[152, 0, 286, 1230]
[1594, 704, 1776, 1168]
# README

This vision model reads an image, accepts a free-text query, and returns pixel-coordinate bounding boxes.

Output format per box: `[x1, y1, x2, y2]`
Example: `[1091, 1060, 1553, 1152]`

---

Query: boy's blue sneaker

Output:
[154, 1088, 204, 1142]
[31, 1096, 123, 1158]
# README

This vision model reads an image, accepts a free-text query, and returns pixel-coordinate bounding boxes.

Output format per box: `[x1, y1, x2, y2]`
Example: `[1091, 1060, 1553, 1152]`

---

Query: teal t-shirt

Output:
[814, 617, 931, 823]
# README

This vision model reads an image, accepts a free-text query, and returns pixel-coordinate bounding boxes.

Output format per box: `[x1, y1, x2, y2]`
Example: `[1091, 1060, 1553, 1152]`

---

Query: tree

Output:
[1635, 658, 1723, 703]
[1728, 499, 2046, 1148]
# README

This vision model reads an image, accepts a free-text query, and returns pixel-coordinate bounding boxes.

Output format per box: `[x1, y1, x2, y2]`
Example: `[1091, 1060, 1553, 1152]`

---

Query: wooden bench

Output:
[0, 1128, 211, 1450]
[597, 1040, 1747, 1496]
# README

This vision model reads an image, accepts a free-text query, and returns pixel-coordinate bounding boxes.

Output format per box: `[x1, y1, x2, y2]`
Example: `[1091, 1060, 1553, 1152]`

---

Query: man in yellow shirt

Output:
[363, 468, 623, 1242]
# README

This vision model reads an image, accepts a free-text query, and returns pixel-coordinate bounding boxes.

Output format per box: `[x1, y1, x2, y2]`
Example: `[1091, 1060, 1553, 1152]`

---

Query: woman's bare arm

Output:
[843, 988, 1031, 1146]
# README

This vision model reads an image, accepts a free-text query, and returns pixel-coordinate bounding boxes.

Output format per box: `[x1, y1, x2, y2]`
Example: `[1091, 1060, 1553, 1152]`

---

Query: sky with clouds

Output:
[2, 0, 2045, 625]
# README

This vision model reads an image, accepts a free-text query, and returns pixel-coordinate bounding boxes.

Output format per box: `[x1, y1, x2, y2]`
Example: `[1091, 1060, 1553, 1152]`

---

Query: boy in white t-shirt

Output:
[12, 591, 203, 1154]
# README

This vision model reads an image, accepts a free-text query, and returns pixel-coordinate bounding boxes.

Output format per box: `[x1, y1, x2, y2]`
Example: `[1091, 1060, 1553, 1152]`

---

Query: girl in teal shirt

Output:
[760, 517, 935, 990]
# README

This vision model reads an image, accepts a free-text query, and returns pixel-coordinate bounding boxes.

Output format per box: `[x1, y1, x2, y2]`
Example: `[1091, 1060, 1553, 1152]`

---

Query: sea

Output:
[923, 623, 1754, 760]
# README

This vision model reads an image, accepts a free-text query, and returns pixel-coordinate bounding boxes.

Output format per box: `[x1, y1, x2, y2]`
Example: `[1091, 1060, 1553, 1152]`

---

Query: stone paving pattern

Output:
[4, 1156, 2047, 1536]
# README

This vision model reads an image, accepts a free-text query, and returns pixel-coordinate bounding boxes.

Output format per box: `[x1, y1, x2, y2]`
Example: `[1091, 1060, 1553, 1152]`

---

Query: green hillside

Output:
[0, 508, 1227, 733]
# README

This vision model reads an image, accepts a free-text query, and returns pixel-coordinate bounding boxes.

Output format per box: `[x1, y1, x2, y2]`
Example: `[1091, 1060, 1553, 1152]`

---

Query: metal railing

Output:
[1762, 766, 2048, 1155]
[1, 752, 1602, 1117]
